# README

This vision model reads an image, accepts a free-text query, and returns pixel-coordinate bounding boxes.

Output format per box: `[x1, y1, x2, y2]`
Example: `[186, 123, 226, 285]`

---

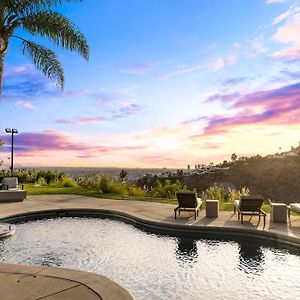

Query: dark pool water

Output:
[0, 217, 300, 300]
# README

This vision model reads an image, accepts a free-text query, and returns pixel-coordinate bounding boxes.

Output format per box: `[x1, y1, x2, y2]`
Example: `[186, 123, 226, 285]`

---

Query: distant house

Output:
[238, 156, 248, 161]
[284, 151, 298, 157]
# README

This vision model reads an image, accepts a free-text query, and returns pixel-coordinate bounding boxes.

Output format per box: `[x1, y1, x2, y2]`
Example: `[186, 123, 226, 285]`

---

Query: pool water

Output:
[0, 217, 300, 300]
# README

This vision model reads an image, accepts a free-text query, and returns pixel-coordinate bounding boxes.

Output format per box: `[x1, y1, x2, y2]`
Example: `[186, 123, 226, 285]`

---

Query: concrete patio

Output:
[0, 194, 300, 300]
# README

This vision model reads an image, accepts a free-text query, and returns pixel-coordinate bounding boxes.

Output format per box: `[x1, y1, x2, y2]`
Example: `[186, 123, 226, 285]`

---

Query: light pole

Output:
[5, 128, 18, 174]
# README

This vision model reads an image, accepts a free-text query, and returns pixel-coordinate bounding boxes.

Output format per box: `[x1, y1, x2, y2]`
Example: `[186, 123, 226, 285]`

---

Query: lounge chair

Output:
[287, 203, 300, 219]
[174, 192, 202, 220]
[233, 195, 266, 226]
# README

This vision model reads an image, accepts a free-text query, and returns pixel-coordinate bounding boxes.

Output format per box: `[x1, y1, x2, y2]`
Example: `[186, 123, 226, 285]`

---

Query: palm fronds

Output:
[21, 39, 64, 88]
[22, 11, 89, 59]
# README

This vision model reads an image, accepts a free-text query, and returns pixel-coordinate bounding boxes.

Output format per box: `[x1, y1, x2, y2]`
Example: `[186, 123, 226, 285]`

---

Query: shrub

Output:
[36, 177, 47, 186]
[99, 174, 112, 193]
[59, 177, 78, 188]
[150, 179, 187, 198]
[76, 176, 100, 190]
[127, 185, 146, 197]
[201, 184, 226, 202]
[202, 184, 250, 203]
[108, 182, 127, 195]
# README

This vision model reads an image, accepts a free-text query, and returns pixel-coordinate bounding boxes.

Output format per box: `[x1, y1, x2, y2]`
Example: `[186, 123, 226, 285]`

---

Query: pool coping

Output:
[2, 206, 300, 247]
[0, 194, 300, 300]
[0, 262, 135, 300]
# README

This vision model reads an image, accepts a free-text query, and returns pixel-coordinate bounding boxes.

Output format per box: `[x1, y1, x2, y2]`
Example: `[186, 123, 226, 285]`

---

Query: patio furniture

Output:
[0, 190, 27, 202]
[174, 192, 202, 220]
[2, 177, 19, 190]
[206, 199, 219, 218]
[269, 199, 287, 223]
[287, 203, 300, 220]
[233, 195, 266, 226]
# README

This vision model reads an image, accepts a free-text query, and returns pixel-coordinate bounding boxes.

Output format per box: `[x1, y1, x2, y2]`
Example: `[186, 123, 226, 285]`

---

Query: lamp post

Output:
[5, 128, 18, 174]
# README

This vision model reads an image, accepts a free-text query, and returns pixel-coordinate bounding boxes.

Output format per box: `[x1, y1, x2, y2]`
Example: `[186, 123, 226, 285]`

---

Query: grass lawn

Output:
[23, 184, 271, 213]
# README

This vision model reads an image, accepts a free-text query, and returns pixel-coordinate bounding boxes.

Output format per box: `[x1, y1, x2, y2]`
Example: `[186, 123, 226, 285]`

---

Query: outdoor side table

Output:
[206, 199, 219, 218]
[271, 203, 287, 223]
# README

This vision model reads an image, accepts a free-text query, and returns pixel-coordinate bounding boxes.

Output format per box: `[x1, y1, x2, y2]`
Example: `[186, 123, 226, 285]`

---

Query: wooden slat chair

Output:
[174, 192, 202, 220]
[234, 195, 266, 226]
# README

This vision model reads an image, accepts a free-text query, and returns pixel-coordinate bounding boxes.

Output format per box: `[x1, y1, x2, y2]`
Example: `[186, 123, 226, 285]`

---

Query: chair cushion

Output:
[289, 203, 300, 213]
[234, 200, 240, 208]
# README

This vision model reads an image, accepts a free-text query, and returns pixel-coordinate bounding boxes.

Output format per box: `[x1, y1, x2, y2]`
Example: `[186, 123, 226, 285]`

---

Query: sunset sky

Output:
[1, 0, 300, 168]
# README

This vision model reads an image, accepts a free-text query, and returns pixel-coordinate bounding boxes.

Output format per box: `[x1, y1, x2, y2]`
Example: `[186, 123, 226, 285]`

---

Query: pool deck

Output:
[0, 194, 300, 300]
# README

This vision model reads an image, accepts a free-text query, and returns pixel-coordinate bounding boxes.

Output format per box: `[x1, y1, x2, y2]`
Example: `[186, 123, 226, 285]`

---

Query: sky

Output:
[1, 0, 300, 169]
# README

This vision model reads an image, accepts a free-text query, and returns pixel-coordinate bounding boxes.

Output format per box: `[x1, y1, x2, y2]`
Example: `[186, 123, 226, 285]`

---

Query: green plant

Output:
[150, 179, 187, 198]
[76, 175, 100, 190]
[99, 174, 112, 193]
[108, 182, 127, 195]
[36, 176, 47, 186]
[202, 184, 250, 203]
[127, 185, 146, 197]
[59, 177, 78, 188]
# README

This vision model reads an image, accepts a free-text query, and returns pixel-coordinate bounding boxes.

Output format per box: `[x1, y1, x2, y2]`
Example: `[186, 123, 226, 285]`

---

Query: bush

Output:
[108, 182, 127, 195]
[99, 174, 112, 193]
[150, 179, 187, 198]
[59, 177, 78, 188]
[36, 177, 47, 186]
[201, 184, 250, 203]
[127, 185, 146, 197]
[76, 176, 100, 190]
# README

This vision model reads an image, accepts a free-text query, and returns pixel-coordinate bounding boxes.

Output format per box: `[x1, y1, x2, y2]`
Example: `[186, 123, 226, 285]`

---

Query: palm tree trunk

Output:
[0, 51, 4, 96]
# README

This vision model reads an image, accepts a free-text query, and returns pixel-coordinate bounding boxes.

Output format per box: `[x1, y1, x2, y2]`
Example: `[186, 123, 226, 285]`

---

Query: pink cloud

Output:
[203, 81, 300, 135]
[15, 100, 35, 109]
[272, 8, 300, 60]
[56, 117, 107, 125]
[1, 131, 148, 159]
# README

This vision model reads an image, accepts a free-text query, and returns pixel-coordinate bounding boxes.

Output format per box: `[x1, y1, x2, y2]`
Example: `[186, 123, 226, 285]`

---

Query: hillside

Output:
[183, 156, 300, 204]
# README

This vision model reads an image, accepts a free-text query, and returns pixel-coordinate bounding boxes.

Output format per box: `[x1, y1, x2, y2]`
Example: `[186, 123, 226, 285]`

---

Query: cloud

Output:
[209, 57, 225, 71]
[245, 35, 268, 58]
[158, 64, 203, 80]
[271, 5, 300, 60]
[119, 62, 153, 75]
[203, 81, 300, 135]
[226, 54, 237, 65]
[272, 20, 300, 58]
[110, 102, 144, 119]
[56, 116, 107, 125]
[272, 4, 300, 24]
[15, 100, 35, 109]
[55, 102, 144, 125]
[222, 77, 250, 86]
[1, 130, 148, 158]
[266, 0, 287, 4]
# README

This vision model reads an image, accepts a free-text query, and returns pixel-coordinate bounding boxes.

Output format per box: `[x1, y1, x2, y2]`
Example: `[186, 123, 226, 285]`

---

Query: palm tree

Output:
[231, 153, 237, 163]
[0, 0, 89, 95]
[119, 169, 128, 182]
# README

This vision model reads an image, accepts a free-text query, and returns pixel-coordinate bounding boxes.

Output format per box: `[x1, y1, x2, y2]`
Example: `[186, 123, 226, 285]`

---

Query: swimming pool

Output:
[1, 217, 300, 300]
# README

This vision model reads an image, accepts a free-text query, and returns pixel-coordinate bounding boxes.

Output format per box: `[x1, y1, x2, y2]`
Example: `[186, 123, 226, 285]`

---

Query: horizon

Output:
[1, 0, 300, 168]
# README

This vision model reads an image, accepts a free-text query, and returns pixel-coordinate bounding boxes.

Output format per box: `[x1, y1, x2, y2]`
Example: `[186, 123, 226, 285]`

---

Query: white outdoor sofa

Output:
[0, 177, 26, 202]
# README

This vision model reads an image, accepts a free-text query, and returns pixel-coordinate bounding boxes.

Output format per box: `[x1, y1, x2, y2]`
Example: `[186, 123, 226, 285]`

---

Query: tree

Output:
[119, 169, 128, 182]
[0, 0, 89, 95]
[231, 153, 237, 163]
[0, 138, 3, 166]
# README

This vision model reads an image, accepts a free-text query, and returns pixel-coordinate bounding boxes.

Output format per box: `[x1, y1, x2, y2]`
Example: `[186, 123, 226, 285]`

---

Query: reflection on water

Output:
[0, 217, 300, 300]
[175, 236, 198, 266]
[237, 240, 265, 275]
